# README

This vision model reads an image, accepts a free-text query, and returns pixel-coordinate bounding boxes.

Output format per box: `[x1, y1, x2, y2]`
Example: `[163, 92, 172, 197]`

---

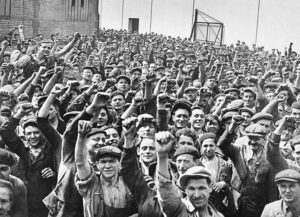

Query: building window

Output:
[0, 0, 11, 17]
[65, 0, 89, 21]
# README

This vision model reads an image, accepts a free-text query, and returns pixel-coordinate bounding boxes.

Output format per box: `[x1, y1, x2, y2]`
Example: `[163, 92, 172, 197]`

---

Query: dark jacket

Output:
[120, 147, 163, 217]
[0, 117, 56, 213]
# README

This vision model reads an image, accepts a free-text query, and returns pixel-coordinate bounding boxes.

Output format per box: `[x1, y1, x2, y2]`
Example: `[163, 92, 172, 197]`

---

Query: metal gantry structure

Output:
[190, 9, 225, 45]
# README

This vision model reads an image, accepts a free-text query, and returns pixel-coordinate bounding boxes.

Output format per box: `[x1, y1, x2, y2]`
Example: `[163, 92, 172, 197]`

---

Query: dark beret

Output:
[199, 133, 216, 144]
[174, 145, 200, 159]
[291, 102, 300, 110]
[0, 148, 15, 167]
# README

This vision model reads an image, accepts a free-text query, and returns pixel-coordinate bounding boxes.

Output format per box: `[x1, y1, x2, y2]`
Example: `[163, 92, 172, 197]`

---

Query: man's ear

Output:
[136, 146, 140, 156]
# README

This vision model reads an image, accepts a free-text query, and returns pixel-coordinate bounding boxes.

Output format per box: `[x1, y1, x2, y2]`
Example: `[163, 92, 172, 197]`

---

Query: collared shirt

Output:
[201, 157, 219, 184]
[261, 199, 299, 217]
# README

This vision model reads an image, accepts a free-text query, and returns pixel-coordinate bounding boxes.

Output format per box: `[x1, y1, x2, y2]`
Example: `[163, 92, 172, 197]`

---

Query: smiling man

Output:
[261, 169, 300, 217]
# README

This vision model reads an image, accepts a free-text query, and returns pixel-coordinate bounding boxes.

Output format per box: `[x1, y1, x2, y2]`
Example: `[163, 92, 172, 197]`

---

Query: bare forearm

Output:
[38, 93, 57, 117]
[13, 76, 33, 97]
[75, 134, 91, 180]
[157, 154, 170, 179]
[43, 75, 60, 95]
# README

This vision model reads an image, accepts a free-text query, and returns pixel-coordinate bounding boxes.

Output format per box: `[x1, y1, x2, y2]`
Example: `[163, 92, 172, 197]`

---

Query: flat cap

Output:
[214, 93, 225, 101]
[104, 65, 114, 70]
[174, 145, 200, 159]
[130, 67, 142, 74]
[221, 111, 239, 122]
[154, 66, 165, 71]
[264, 82, 278, 89]
[199, 133, 216, 144]
[291, 135, 300, 147]
[82, 66, 95, 74]
[22, 118, 38, 129]
[178, 166, 212, 189]
[87, 128, 106, 138]
[224, 88, 240, 95]
[96, 146, 122, 160]
[275, 169, 300, 183]
[184, 86, 198, 93]
[239, 107, 254, 116]
[245, 124, 267, 137]
[291, 102, 300, 110]
[171, 99, 192, 116]
[0, 149, 15, 167]
[243, 87, 257, 97]
[251, 112, 273, 122]
[116, 75, 131, 84]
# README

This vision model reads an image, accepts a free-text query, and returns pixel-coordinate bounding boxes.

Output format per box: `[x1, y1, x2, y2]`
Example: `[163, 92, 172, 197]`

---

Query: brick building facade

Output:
[0, 0, 99, 39]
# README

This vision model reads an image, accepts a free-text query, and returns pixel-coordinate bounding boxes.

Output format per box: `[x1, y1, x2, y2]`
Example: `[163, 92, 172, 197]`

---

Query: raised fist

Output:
[122, 117, 138, 137]
[155, 131, 175, 155]
[78, 120, 93, 135]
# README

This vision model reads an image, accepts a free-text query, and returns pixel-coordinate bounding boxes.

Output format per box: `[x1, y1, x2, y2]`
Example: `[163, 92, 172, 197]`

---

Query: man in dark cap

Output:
[261, 169, 300, 217]
[116, 75, 131, 94]
[251, 112, 274, 134]
[75, 120, 136, 217]
[219, 121, 278, 217]
[79, 66, 95, 86]
[198, 133, 233, 217]
[174, 145, 199, 176]
[155, 131, 223, 217]
[0, 180, 14, 217]
[0, 149, 28, 217]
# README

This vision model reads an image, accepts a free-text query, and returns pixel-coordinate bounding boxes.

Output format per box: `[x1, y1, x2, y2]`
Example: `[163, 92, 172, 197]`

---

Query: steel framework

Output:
[190, 9, 224, 45]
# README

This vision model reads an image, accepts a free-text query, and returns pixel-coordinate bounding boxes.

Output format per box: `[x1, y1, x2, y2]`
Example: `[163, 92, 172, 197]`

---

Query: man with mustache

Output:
[261, 169, 300, 217]
[219, 121, 278, 217]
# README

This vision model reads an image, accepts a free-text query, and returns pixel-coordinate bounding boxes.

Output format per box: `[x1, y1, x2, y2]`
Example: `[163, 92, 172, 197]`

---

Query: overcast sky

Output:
[100, 0, 300, 51]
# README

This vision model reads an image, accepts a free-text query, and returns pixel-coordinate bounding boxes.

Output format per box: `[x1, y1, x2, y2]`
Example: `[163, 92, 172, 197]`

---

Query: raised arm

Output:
[75, 120, 93, 180]
[43, 64, 63, 95]
[53, 32, 81, 60]
[13, 72, 35, 97]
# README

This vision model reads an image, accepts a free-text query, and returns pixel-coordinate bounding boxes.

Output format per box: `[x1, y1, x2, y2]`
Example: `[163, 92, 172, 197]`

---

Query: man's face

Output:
[291, 108, 300, 123]
[138, 138, 157, 165]
[81, 69, 93, 81]
[137, 123, 156, 138]
[248, 135, 265, 152]
[24, 126, 42, 147]
[242, 92, 255, 107]
[172, 108, 190, 129]
[98, 156, 120, 180]
[49, 105, 57, 121]
[39, 43, 51, 56]
[241, 111, 252, 127]
[266, 92, 275, 102]
[131, 71, 141, 81]
[226, 71, 235, 81]
[201, 138, 216, 158]
[205, 120, 219, 134]
[111, 95, 125, 110]
[92, 74, 102, 84]
[178, 135, 195, 147]
[185, 90, 197, 102]
[190, 109, 205, 130]
[277, 181, 300, 203]
[206, 79, 215, 88]
[219, 83, 228, 92]
[256, 119, 272, 134]
[105, 128, 120, 147]
[281, 127, 294, 141]
[0, 164, 10, 180]
[78, 53, 87, 62]
[0, 187, 12, 217]
[97, 108, 108, 127]
[92, 57, 101, 66]
[86, 133, 106, 157]
[176, 154, 196, 175]
[185, 178, 211, 209]
[116, 79, 130, 92]
[228, 91, 239, 100]
[292, 144, 300, 166]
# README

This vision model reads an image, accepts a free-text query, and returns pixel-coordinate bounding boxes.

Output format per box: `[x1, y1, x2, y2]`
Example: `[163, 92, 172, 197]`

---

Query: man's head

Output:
[137, 114, 156, 138]
[116, 76, 130, 93]
[111, 91, 125, 111]
[103, 126, 120, 147]
[184, 87, 198, 103]
[199, 133, 217, 159]
[174, 145, 199, 175]
[23, 120, 43, 148]
[138, 137, 157, 166]
[190, 106, 205, 130]
[291, 102, 300, 123]
[176, 128, 197, 147]
[86, 129, 107, 161]
[171, 100, 191, 129]
[0, 149, 15, 180]
[240, 108, 254, 127]
[38, 42, 51, 57]
[291, 136, 300, 166]
[275, 169, 300, 204]
[204, 115, 220, 134]
[245, 124, 267, 152]
[251, 112, 273, 134]
[242, 88, 256, 108]
[178, 166, 212, 209]
[0, 180, 13, 217]
[224, 88, 240, 100]
[96, 146, 121, 180]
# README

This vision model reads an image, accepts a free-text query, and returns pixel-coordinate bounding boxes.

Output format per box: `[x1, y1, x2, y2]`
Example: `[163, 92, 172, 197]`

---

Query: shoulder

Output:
[8, 175, 26, 190]
[262, 199, 283, 215]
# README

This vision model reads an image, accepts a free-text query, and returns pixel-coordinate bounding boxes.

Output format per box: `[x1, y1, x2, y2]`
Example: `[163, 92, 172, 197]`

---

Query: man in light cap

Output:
[155, 131, 223, 217]
[75, 120, 136, 217]
[219, 120, 278, 217]
[261, 169, 300, 217]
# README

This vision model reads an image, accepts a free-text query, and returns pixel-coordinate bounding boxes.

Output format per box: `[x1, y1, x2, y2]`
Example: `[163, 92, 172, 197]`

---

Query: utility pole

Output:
[121, 0, 125, 29]
[149, 0, 153, 33]
[99, 0, 103, 29]
[255, 0, 261, 45]
[192, 0, 195, 27]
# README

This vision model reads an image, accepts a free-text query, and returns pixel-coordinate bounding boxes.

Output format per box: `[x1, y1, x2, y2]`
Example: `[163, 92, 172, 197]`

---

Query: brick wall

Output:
[0, 0, 99, 40]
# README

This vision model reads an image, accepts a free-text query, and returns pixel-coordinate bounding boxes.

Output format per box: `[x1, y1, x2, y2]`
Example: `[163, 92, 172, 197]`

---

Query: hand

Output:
[41, 167, 55, 179]
[212, 181, 227, 193]
[90, 92, 110, 109]
[183, 76, 192, 83]
[17, 93, 29, 102]
[132, 96, 144, 107]
[38, 66, 46, 74]
[146, 72, 157, 83]
[155, 131, 175, 156]
[157, 93, 169, 106]
[122, 117, 138, 139]
[232, 115, 245, 125]
[104, 78, 116, 88]
[18, 103, 33, 116]
[159, 76, 167, 83]
[274, 93, 287, 103]
[86, 83, 98, 95]
[51, 84, 64, 95]
[54, 63, 63, 76]
[0, 90, 11, 102]
[74, 32, 81, 40]
[78, 120, 93, 136]
[282, 115, 295, 125]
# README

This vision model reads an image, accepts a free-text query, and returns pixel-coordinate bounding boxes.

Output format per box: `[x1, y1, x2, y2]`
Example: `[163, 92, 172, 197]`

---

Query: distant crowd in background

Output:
[0, 25, 300, 217]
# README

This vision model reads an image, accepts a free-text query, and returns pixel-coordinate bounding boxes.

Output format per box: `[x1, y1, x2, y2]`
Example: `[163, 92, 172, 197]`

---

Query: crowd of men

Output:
[0, 25, 300, 217]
